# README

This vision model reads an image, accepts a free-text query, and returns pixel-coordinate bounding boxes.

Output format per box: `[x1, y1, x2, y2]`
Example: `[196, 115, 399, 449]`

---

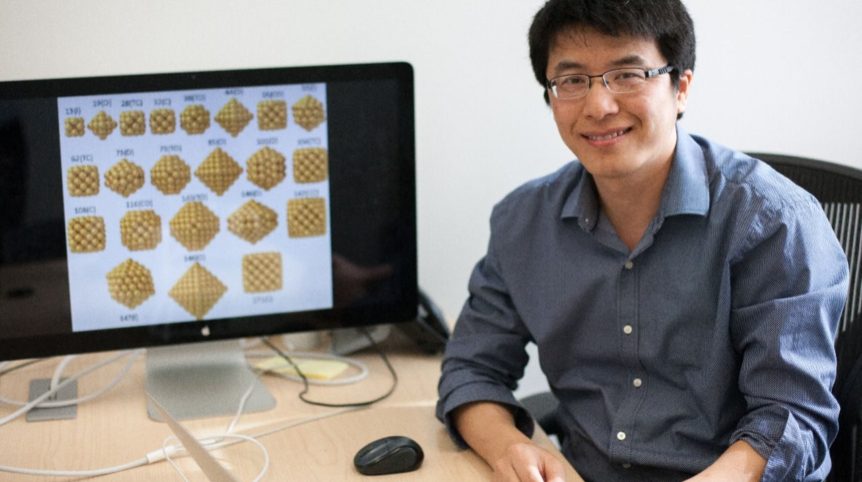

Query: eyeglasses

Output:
[546, 65, 676, 100]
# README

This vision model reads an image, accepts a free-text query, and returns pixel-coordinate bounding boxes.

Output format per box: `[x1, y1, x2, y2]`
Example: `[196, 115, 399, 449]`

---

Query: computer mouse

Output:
[353, 435, 424, 476]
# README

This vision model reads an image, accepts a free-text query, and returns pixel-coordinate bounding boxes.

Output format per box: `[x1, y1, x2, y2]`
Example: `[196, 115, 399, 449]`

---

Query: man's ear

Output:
[676, 69, 694, 116]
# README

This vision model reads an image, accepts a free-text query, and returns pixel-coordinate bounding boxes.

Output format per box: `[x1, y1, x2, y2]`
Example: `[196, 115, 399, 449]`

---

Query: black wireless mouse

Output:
[353, 435, 424, 476]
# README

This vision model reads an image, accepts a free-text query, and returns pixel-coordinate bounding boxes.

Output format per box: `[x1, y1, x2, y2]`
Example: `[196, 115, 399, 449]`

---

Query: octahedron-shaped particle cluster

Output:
[65, 117, 85, 137]
[287, 197, 327, 237]
[150, 155, 191, 195]
[149, 108, 176, 135]
[104, 159, 145, 197]
[106, 258, 155, 309]
[246, 147, 286, 190]
[169, 262, 227, 319]
[195, 147, 243, 196]
[67, 165, 100, 197]
[180, 104, 210, 135]
[215, 98, 253, 137]
[257, 100, 287, 131]
[242, 252, 282, 293]
[120, 111, 146, 136]
[292, 95, 325, 131]
[169, 201, 220, 251]
[228, 199, 278, 244]
[67, 216, 106, 253]
[292, 147, 328, 183]
[120, 210, 162, 251]
[88, 111, 117, 140]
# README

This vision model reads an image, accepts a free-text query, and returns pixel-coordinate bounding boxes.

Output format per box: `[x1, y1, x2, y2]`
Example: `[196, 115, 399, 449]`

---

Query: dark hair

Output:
[529, 0, 696, 104]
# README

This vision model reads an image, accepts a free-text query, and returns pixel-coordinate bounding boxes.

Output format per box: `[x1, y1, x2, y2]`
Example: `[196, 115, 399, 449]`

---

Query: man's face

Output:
[546, 28, 692, 184]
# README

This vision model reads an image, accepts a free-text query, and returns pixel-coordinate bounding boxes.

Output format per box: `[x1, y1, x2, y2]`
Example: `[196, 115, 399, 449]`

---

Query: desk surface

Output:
[0, 331, 582, 481]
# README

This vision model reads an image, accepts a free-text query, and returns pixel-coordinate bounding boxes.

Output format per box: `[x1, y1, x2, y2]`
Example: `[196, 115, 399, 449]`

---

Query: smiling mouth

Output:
[583, 128, 631, 141]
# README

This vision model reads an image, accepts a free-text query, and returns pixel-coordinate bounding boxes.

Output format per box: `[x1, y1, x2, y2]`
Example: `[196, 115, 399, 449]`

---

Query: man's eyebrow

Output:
[549, 54, 651, 77]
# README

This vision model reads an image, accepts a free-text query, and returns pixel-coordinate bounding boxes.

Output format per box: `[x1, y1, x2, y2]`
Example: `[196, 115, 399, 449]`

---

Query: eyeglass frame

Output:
[546, 65, 676, 100]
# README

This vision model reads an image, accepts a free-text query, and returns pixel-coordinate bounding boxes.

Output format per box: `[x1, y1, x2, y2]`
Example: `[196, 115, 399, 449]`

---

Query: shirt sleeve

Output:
[435, 205, 536, 448]
[728, 197, 848, 481]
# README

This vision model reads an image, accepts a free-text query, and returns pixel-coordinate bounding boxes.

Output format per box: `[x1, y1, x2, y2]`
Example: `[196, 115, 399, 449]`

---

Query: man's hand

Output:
[453, 401, 567, 482]
[489, 441, 567, 482]
[684, 440, 766, 482]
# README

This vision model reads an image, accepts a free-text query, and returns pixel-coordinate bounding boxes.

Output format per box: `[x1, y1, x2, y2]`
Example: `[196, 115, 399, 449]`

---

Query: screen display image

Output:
[0, 62, 417, 364]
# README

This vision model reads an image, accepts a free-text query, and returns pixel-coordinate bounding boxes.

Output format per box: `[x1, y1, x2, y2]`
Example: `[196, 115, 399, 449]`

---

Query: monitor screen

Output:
[0, 62, 417, 362]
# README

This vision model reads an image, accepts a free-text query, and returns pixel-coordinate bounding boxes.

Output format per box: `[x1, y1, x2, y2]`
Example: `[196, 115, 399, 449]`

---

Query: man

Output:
[436, 1, 849, 481]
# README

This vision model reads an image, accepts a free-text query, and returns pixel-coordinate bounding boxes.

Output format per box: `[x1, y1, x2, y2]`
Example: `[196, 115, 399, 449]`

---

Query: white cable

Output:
[162, 433, 270, 482]
[0, 350, 142, 409]
[50, 355, 77, 391]
[0, 350, 136, 427]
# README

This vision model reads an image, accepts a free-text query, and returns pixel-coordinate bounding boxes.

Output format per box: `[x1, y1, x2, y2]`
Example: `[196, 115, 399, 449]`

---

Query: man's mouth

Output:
[583, 128, 631, 142]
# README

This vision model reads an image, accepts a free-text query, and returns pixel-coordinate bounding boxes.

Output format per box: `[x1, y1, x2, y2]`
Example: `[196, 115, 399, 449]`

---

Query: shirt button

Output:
[633, 378, 643, 388]
[622, 463, 632, 469]
[617, 431, 626, 441]
[623, 325, 633, 335]
[624, 260, 634, 270]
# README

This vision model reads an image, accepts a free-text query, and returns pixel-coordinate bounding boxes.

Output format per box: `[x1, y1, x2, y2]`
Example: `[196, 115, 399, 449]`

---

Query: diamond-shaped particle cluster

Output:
[106, 259, 155, 309]
[228, 199, 278, 244]
[215, 98, 253, 137]
[169, 201, 220, 251]
[169, 262, 227, 319]
[247, 147, 286, 190]
[105, 159, 145, 197]
[150, 155, 191, 195]
[120, 210, 162, 251]
[195, 148, 243, 196]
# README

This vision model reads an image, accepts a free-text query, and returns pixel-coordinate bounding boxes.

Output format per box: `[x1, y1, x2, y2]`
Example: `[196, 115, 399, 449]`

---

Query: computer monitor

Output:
[0, 62, 417, 419]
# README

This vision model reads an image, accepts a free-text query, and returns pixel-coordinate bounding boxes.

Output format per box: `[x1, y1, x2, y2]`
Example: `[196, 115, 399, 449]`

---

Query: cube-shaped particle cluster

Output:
[106, 259, 155, 309]
[150, 155, 191, 195]
[88, 111, 117, 140]
[65, 117, 85, 137]
[67, 165, 100, 197]
[195, 147, 243, 196]
[257, 100, 287, 131]
[120, 111, 146, 136]
[169, 262, 227, 319]
[228, 199, 278, 244]
[215, 98, 253, 137]
[67, 216, 106, 253]
[287, 197, 327, 238]
[242, 252, 283, 293]
[180, 104, 210, 135]
[292, 95, 325, 131]
[120, 210, 162, 251]
[169, 201, 220, 251]
[149, 108, 176, 135]
[104, 159, 145, 197]
[292, 147, 328, 183]
[247, 147, 286, 190]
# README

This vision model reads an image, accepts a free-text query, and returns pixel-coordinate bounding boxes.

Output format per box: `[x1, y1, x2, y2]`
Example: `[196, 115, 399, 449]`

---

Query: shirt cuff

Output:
[436, 382, 535, 449]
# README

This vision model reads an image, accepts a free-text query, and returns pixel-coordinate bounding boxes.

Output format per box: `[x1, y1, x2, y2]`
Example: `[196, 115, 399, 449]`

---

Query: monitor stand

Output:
[145, 339, 276, 421]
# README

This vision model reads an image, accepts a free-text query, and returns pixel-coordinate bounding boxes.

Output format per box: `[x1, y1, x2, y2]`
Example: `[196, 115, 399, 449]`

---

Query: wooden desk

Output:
[0, 332, 581, 481]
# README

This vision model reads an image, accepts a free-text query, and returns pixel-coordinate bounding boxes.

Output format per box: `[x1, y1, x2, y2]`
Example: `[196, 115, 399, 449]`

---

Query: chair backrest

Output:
[748, 152, 862, 481]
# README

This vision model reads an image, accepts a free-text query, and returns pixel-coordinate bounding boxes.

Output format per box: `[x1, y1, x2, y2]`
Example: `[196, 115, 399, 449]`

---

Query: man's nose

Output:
[582, 76, 619, 119]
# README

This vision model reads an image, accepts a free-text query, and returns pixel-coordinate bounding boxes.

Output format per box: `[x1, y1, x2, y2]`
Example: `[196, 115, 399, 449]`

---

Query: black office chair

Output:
[521, 152, 862, 481]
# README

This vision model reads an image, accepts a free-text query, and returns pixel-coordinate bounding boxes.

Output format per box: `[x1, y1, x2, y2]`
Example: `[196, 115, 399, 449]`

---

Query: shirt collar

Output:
[560, 127, 710, 228]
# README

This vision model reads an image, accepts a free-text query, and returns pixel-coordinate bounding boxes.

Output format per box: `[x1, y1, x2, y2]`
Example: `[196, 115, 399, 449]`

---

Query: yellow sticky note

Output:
[256, 356, 349, 380]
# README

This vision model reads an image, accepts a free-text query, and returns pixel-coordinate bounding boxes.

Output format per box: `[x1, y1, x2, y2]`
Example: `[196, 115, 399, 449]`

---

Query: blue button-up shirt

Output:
[436, 129, 848, 481]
